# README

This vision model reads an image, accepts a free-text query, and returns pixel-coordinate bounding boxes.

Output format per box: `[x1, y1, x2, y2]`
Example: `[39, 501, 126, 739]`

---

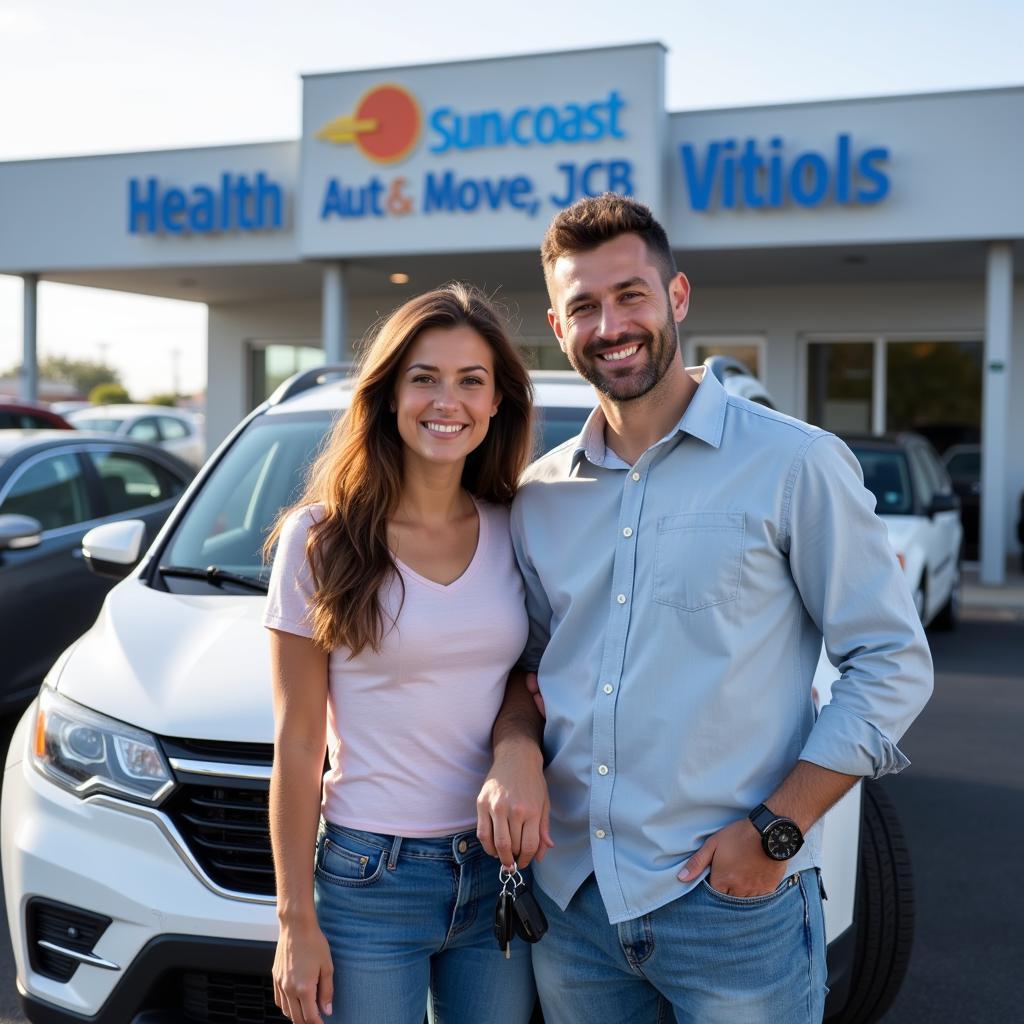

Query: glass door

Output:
[806, 342, 875, 434]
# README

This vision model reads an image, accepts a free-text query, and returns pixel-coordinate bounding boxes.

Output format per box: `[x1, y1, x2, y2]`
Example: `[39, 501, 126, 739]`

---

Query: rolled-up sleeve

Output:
[785, 433, 933, 779]
[510, 488, 553, 674]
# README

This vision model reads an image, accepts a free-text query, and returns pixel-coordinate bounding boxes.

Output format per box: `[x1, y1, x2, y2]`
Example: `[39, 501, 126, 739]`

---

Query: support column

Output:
[321, 262, 348, 364]
[21, 274, 39, 401]
[980, 242, 1013, 585]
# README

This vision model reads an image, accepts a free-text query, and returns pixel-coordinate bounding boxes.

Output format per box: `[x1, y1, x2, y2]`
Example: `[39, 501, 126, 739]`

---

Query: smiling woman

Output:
[261, 283, 538, 1024]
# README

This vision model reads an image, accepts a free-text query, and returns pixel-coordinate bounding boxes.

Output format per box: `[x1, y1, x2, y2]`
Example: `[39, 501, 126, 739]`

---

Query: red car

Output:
[0, 398, 73, 430]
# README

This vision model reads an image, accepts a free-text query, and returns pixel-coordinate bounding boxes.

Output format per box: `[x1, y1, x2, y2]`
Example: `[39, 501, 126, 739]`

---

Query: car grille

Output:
[160, 738, 276, 897]
[182, 970, 288, 1023]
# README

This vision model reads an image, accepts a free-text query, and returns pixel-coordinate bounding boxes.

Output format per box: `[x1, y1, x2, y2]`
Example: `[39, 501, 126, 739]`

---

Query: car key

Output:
[510, 878, 548, 943]
[493, 887, 513, 959]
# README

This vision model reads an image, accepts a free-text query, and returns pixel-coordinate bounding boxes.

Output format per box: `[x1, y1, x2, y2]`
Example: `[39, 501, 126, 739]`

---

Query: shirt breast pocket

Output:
[653, 511, 745, 612]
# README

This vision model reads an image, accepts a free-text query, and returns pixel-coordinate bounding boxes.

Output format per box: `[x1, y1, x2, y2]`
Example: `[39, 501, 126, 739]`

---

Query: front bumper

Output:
[2, 702, 279, 1021]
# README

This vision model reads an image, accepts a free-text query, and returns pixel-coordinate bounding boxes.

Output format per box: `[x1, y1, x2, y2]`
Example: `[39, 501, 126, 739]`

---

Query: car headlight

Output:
[32, 687, 175, 804]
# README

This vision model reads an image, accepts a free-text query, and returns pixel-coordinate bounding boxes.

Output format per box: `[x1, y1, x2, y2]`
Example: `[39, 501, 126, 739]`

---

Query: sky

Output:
[1, 0, 1021, 400]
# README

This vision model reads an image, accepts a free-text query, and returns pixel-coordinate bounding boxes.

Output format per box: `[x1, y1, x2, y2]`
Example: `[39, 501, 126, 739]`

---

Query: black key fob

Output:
[510, 881, 548, 943]
[493, 890, 513, 954]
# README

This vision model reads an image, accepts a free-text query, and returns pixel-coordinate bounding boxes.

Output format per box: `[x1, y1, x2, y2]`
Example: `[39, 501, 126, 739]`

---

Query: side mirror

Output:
[82, 520, 147, 579]
[0, 514, 43, 551]
[928, 492, 960, 516]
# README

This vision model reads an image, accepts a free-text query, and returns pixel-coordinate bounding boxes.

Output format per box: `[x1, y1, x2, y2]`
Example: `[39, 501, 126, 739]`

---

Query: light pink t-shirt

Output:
[263, 499, 528, 837]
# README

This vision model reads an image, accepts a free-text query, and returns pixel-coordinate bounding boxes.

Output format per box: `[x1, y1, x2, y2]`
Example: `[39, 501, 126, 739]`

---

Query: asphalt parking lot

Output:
[0, 601, 1020, 1022]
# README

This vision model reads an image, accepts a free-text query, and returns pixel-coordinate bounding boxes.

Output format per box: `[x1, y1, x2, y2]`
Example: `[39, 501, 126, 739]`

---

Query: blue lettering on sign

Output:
[550, 160, 635, 207]
[321, 177, 386, 219]
[680, 134, 890, 211]
[423, 170, 541, 217]
[128, 173, 285, 234]
[429, 91, 626, 155]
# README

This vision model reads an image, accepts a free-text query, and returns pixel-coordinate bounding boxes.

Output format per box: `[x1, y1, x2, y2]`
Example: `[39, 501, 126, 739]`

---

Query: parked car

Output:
[2, 366, 907, 1024]
[843, 433, 962, 630]
[942, 443, 981, 561]
[703, 354, 776, 408]
[68, 405, 206, 469]
[0, 431, 193, 711]
[0, 397, 72, 431]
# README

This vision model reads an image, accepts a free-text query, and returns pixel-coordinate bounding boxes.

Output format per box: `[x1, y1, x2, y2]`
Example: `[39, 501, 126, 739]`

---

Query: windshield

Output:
[850, 447, 913, 515]
[158, 400, 589, 594]
[944, 450, 980, 478]
[162, 412, 335, 589]
[72, 417, 124, 432]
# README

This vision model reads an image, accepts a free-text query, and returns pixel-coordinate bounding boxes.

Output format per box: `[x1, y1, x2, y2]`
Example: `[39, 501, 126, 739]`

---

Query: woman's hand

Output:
[273, 917, 334, 1023]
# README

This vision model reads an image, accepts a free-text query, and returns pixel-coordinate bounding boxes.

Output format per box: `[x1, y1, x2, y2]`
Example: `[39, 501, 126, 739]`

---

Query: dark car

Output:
[0, 398, 73, 430]
[0, 431, 193, 710]
[942, 443, 981, 561]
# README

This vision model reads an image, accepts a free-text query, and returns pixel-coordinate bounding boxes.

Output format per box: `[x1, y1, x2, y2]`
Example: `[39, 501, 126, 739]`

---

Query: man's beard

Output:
[569, 311, 679, 402]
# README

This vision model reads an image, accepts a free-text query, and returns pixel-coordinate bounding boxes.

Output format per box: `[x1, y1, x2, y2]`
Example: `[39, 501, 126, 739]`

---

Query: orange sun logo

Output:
[316, 83, 422, 164]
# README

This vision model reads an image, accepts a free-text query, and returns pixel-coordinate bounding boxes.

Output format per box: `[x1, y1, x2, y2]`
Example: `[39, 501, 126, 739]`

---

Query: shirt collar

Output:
[572, 365, 728, 469]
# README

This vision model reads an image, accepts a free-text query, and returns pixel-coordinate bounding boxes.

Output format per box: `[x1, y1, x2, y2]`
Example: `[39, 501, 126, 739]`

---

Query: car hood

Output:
[877, 515, 924, 555]
[57, 578, 273, 742]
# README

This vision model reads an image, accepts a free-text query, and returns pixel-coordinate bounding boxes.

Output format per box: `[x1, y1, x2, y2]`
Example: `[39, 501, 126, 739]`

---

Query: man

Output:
[476, 194, 933, 1023]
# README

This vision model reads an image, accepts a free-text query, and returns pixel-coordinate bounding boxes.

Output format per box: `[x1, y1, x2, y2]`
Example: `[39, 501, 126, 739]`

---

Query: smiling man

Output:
[476, 195, 934, 1023]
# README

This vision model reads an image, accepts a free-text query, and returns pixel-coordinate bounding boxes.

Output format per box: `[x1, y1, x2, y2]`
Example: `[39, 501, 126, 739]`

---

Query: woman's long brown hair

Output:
[264, 283, 534, 657]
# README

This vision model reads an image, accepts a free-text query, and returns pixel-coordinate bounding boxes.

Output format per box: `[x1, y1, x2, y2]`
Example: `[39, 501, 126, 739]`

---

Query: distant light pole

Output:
[171, 348, 181, 398]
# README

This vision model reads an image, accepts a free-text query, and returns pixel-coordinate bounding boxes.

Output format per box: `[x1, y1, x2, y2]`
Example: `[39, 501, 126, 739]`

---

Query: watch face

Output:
[765, 821, 803, 860]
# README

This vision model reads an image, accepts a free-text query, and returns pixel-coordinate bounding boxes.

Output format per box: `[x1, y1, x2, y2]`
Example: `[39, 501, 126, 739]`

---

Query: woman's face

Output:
[393, 324, 501, 471]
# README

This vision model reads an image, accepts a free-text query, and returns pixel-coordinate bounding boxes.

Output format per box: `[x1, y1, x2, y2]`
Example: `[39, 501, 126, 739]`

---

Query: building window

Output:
[249, 342, 324, 408]
[806, 341, 875, 434]
[686, 337, 765, 379]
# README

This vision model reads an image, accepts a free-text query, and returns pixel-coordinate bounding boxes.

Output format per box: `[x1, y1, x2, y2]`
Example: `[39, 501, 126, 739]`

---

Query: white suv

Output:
[3, 366, 912, 1024]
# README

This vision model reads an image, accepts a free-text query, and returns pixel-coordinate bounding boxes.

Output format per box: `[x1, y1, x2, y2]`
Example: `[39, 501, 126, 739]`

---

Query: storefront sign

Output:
[680, 133, 890, 211]
[299, 46, 665, 256]
[127, 173, 287, 234]
[314, 85, 634, 222]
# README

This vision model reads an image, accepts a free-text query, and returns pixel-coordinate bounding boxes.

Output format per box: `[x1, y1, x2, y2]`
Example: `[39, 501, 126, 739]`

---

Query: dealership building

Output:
[1, 43, 1021, 581]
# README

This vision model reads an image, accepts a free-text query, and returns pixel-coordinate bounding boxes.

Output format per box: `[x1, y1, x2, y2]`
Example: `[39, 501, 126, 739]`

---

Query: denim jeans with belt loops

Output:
[313, 820, 535, 1024]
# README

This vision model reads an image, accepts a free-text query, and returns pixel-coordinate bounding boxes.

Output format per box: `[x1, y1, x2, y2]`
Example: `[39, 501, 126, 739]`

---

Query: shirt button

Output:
[598, 765, 609, 776]
[457, 840, 468, 854]
[622, 527, 633, 538]
[631, 472, 641, 481]
[616, 594, 627, 605]
[603, 683, 614, 694]
[595, 829, 606, 839]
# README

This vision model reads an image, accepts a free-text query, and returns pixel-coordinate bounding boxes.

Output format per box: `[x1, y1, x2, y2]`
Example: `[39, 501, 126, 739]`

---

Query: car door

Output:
[0, 449, 111, 707]
[915, 443, 962, 598]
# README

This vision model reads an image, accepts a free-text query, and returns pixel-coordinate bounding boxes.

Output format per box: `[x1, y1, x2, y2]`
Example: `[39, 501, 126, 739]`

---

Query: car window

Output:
[21, 414, 54, 429]
[127, 417, 161, 443]
[916, 444, 952, 496]
[0, 452, 91, 530]
[0, 412, 14, 429]
[88, 451, 186, 514]
[944, 450, 980, 478]
[158, 416, 190, 440]
[534, 406, 591, 456]
[850, 448, 913, 515]
[905, 446, 935, 507]
[162, 413, 333, 587]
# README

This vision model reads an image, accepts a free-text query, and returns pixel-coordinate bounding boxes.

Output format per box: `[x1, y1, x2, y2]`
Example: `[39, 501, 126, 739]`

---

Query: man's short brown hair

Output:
[541, 193, 678, 290]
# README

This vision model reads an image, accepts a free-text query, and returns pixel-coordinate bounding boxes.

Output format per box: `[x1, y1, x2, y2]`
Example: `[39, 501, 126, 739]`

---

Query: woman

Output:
[263, 284, 537, 1024]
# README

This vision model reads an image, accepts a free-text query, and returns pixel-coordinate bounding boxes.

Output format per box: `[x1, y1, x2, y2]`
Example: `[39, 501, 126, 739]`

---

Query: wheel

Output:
[930, 567, 960, 632]
[825, 782, 915, 1024]
[911, 576, 926, 622]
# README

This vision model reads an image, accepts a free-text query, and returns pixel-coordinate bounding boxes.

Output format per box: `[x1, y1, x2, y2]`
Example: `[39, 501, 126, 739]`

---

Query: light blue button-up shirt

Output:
[511, 367, 933, 924]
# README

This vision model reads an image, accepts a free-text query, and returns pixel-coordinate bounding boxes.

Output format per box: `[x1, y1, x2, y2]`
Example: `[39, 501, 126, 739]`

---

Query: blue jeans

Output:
[313, 821, 535, 1024]
[532, 871, 827, 1024]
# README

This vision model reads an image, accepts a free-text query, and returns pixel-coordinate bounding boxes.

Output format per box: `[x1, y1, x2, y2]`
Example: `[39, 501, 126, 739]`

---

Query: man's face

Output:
[547, 233, 690, 402]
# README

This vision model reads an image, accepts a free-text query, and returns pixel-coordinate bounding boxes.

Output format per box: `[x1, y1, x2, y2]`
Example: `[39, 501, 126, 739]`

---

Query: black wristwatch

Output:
[748, 803, 804, 861]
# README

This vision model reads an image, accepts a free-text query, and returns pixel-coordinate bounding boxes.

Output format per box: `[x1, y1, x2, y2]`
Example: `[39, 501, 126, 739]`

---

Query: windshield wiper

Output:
[158, 564, 268, 593]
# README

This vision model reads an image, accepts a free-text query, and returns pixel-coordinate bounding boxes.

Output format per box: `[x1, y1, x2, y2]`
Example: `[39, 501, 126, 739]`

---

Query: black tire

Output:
[827, 782, 915, 1024]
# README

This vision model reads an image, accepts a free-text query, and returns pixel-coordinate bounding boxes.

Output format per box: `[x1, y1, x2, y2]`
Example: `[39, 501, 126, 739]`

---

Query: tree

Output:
[2, 356, 122, 396]
[147, 392, 178, 407]
[89, 382, 131, 405]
